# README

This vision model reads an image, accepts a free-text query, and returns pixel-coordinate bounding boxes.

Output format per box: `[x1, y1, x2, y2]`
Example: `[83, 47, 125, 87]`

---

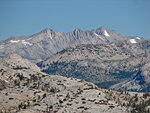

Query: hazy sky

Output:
[0, 0, 150, 40]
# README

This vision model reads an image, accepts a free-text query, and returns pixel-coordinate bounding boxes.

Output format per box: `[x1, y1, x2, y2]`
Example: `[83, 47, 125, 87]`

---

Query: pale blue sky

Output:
[0, 0, 150, 40]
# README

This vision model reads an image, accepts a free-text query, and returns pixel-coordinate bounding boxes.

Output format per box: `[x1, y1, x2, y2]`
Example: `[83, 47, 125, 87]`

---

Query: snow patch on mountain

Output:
[130, 39, 137, 44]
[104, 30, 110, 37]
[136, 37, 141, 40]
[94, 33, 105, 41]
[94, 33, 101, 37]
[22, 40, 32, 46]
[10, 40, 20, 43]
[9, 39, 32, 46]
[26, 38, 32, 41]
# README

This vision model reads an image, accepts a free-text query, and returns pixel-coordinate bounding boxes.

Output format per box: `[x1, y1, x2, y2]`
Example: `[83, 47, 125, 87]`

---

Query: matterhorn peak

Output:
[100, 26, 105, 31]
[96, 26, 106, 32]
[95, 26, 110, 37]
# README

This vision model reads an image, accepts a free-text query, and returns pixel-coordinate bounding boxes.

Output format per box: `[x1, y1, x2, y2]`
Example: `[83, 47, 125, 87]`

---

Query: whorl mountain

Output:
[0, 26, 135, 62]
[38, 40, 150, 92]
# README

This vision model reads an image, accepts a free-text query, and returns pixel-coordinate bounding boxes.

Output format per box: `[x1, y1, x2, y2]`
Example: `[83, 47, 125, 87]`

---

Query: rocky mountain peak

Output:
[95, 26, 110, 37]
[41, 28, 53, 34]
[96, 26, 105, 32]
[2, 54, 41, 73]
[35, 28, 54, 39]
[74, 28, 81, 31]
[73, 28, 82, 36]
[6, 54, 22, 60]
[99, 26, 106, 31]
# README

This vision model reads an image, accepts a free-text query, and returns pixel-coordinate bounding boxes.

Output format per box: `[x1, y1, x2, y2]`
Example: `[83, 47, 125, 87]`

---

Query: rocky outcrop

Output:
[38, 40, 150, 92]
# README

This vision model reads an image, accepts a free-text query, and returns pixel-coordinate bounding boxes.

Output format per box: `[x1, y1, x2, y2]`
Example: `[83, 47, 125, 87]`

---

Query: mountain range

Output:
[0, 26, 135, 62]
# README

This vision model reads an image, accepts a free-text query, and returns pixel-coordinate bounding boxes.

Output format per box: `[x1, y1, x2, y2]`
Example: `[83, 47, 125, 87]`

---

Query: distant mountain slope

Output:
[0, 26, 135, 62]
[38, 40, 150, 92]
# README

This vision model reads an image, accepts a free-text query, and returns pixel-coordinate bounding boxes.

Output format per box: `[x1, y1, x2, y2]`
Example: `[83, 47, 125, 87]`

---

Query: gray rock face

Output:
[0, 26, 133, 62]
[0, 54, 45, 87]
[0, 54, 132, 113]
[38, 39, 150, 92]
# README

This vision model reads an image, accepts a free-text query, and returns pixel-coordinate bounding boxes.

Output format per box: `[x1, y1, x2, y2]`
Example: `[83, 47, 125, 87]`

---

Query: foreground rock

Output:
[1, 54, 150, 113]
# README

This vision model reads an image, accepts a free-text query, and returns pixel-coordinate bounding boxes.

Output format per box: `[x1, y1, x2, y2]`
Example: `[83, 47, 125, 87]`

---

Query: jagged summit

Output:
[6, 54, 22, 60]
[95, 26, 110, 37]
[73, 28, 82, 37]
[96, 26, 106, 31]
[41, 28, 53, 34]
[95, 26, 106, 33]
[73, 28, 81, 32]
